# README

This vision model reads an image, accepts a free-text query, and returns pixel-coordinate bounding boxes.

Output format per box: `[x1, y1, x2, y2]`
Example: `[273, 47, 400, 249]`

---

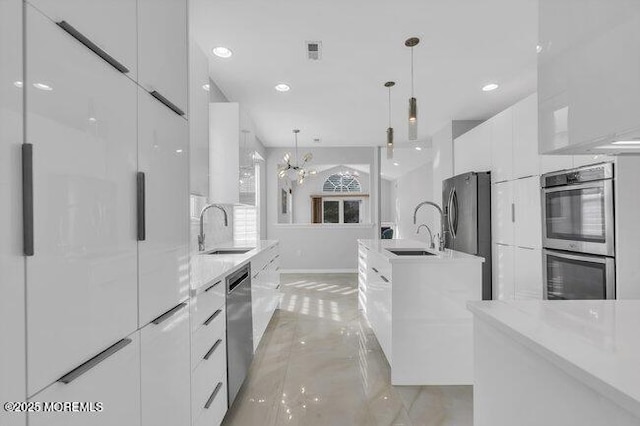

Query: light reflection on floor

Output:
[222, 273, 473, 426]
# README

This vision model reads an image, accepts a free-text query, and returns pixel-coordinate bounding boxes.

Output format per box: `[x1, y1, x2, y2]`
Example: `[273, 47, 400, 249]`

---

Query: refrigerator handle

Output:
[449, 188, 458, 238]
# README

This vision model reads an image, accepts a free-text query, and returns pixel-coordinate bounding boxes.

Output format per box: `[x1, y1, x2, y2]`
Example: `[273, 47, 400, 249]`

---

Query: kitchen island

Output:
[468, 300, 640, 426]
[357, 239, 484, 385]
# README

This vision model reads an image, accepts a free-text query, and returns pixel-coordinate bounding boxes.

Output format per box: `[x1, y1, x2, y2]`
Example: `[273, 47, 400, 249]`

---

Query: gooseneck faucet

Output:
[198, 204, 228, 251]
[416, 224, 436, 249]
[413, 201, 446, 251]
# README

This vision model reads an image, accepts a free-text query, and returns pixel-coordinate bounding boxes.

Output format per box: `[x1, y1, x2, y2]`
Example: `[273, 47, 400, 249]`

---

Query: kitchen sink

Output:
[386, 249, 436, 256]
[205, 248, 254, 255]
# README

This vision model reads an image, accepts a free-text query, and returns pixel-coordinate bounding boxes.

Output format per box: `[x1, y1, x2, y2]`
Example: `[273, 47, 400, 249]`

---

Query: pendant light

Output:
[384, 81, 395, 159]
[278, 129, 316, 185]
[406, 37, 420, 141]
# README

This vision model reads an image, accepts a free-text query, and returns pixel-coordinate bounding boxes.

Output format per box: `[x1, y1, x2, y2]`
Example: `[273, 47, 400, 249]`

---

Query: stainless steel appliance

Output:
[442, 171, 492, 300]
[226, 264, 253, 406]
[541, 163, 616, 300]
[541, 163, 614, 256]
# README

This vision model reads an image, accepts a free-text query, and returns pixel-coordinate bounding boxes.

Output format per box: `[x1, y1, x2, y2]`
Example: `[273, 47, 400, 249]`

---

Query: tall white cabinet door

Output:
[138, 0, 188, 116]
[514, 176, 542, 249]
[141, 303, 191, 426]
[454, 121, 491, 175]
[514, 247, 543, 300]
[491, 181, 514, 246]
[513, 93, 540, 178]
[490, 108, 513, 183]
[26, 0, 137, 79]
[1, 0, 26, 424]
[492, 244, 514, 300]
[29, 332, 141, 426]
[25, 6, 138, 396]
[138, 89, 189, 326]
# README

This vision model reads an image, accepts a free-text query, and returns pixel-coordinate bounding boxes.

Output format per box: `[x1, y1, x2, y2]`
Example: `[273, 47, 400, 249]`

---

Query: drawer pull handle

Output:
[150, 90, 185, 116]
[56, 21, 130, 74]
[203, 339, 222, 361]
[22, 144, 34, 256]
[204, 382, 223, 409]
[381, 275, 389, 283]
[204, 309, 222, 326]
[58, 338, 132, 384]
[205, 280, 221, 292]
[151, 302, 186, 325]
[372, 267, 379, 273]
[137, 172, 146, 241]
[275, 267, 280, 271]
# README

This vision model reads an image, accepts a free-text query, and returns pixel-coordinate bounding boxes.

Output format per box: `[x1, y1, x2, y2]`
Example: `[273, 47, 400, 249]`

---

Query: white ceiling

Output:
[192, 0, 538, 148]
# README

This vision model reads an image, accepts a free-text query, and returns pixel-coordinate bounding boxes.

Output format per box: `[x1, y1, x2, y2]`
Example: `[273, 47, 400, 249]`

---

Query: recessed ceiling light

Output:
[13, 81, 23, 88]
[33, 82, 53, 91]
[415, 146, 422, 151]
[88, 117, 97, 122]
[275, 83, 291, 92]
[612, 140, 640, 145]
[202, 83, 210, 91]
[536, 45, 542, 53]
[393, 162, 399, 166]
[482, 83, 499, 92]
[212, 46, 233, 58]
[176, 149, 183, 153]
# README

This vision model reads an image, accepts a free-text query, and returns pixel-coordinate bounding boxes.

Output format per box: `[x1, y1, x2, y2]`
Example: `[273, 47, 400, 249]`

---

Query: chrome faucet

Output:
[413, 201, 446, 251]
[416, 224, 436, 249]
[198, 204, 228, 251]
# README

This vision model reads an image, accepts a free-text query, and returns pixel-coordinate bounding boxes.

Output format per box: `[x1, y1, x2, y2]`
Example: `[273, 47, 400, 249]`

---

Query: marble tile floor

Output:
[222, 273, 473, 426]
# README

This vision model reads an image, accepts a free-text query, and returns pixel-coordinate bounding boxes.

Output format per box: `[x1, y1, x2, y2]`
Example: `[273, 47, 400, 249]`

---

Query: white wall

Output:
[267, 147, 377, 271]
[391, 162, 436, 243]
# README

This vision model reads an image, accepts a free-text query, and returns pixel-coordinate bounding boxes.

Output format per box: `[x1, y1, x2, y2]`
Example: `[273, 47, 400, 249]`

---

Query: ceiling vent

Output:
[313, 138, 321, 143]
[306, 41, 322, 60]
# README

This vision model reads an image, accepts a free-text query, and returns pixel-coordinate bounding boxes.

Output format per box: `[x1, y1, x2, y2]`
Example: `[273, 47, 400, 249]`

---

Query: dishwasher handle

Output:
[228, 268, 250, 293]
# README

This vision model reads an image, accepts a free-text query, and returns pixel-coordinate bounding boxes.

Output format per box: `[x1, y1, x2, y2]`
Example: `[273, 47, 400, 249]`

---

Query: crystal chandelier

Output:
[278, 129, 316, 185]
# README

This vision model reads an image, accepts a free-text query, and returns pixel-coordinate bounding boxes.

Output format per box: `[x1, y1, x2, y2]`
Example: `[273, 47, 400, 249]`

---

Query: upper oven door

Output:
[543, 249, 616, 300]
[542, 180, 614, 256]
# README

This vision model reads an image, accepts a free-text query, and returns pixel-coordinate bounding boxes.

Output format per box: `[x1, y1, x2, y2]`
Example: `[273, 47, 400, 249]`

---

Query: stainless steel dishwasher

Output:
[226, 264, 253, 407]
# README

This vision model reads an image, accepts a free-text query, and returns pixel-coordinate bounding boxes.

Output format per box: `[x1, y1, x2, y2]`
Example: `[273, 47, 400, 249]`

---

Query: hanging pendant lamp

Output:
[384, 81, 395, 159]
[406, 37, 420, 141]
[278, 129, 316, 185]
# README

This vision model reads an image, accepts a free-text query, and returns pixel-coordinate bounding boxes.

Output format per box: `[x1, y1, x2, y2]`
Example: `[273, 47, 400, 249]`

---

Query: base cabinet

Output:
[251, 244, 281, 351]
[493, 244, 543, 301]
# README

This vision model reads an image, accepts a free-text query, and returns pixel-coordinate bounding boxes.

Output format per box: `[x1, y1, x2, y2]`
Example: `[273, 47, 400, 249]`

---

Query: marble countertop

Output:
[190, 240, 278, 292]
[358, 239, 484, 264]
[467, 300, 640, 417]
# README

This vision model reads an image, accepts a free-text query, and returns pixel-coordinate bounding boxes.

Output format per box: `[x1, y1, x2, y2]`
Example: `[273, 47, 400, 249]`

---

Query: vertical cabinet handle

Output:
[204, 382, 223, 409]
[137, 172, 146, 241]
[56, 21, 129, 74]
[22, 144, 34, 256]
[511, 203, 515, 223]
[149, 91, 185, 116]
[58, 338, 132, 384]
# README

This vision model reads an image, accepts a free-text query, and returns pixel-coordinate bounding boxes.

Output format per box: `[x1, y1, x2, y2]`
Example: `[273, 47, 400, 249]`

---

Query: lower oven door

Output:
[543, 249, 615, 300]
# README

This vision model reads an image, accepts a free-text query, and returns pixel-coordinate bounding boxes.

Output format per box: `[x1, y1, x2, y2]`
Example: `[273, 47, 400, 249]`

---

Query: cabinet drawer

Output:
[194, 377, 228, 426]
[192, 337, 227, 415]
[192, 305, 225, 371]
[192, 278, 225, 333]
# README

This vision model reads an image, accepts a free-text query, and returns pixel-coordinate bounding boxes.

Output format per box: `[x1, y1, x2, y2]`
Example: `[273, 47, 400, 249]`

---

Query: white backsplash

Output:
[190, 194, 234, 253]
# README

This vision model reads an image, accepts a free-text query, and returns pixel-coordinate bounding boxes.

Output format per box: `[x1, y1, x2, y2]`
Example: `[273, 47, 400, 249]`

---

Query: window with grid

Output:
[322, 174, 361, 193]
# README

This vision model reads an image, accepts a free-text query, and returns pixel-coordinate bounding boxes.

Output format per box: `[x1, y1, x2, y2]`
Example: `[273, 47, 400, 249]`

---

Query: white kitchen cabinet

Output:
[491, 181, 514, 246]
[140, 302, 191, 426]
[1, 1, 26, 424]
[539, 0, 640, 153]
[138, 88, 190, 327]
[513, 93, 540, 178]
[29, 332, 141, 426]
[27, 0, 137, 79]
[25, 6, 138, 395]
[210, 103, 240, 204]
[138, 0, 188, 116]
[454, 120, 492, 175]
[514, 176, 542, 249]
[492, 244, 514, 300]
[189, 43, 210, 197]
[251, 244, 280, 350]
[514, 247, 543, 300]
[365, 251, 392, 363]
[539, 154, 573, 174]
[490, 108, 513, 183]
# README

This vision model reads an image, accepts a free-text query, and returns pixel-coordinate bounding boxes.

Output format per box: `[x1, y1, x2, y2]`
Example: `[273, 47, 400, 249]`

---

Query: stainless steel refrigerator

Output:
[442, 171, 492, 300]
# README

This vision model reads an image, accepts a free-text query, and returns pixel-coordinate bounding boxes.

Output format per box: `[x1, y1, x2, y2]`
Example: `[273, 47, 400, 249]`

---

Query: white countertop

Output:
[467, 300, 640, 417]
[358, 239, 484, 264]
[190, 240, 278, 292]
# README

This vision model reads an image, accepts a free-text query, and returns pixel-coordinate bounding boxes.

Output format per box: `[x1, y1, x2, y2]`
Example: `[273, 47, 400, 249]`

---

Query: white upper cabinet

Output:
[490, 108, 513, 183]
[512, 94, 540, 178]
[138, 0, 188, 116]
[25, 6, 138, 395]
[454, 121, 491, 175]
[29, 333, 141, 426]
[491, 181, 514, 246]
[539, 0, 640, 153]
[27, 0, 137, 79]
[514, 176, 542, 249]
[140, 303, 191, 426]
[138, 88, 189, 327]
[210, 103, 241, 204]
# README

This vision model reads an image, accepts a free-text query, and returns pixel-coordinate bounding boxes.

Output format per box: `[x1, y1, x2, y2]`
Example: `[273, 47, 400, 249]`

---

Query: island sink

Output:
[386, 249, 436, 256]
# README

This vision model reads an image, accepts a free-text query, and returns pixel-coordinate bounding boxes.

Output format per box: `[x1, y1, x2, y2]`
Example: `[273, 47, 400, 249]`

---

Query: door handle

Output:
[511, 203, 515, 223]
[22, 144, 34, 256]
[58, 338, 132, 384]
[151, 302, 186, 325]
[149, 91, 185, 116]
[56, 21, 129, 74]
[137, 172, 146, 241]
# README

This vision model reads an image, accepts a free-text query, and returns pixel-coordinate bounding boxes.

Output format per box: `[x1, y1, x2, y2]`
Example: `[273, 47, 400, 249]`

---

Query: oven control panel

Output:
[542, 162, 613, 188]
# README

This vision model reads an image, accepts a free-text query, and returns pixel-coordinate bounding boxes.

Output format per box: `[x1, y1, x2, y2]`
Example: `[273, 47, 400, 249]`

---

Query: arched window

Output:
[322, 173, 361, 193]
